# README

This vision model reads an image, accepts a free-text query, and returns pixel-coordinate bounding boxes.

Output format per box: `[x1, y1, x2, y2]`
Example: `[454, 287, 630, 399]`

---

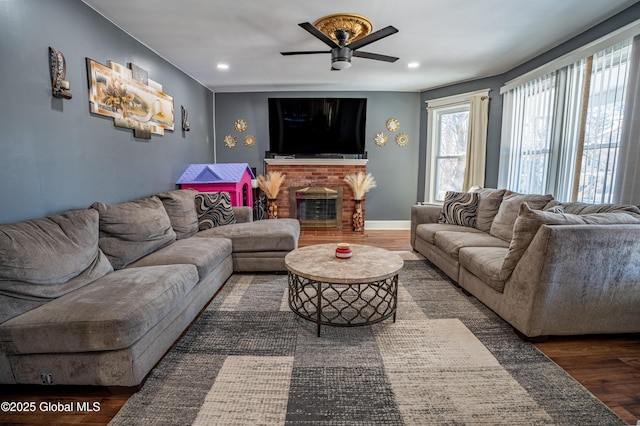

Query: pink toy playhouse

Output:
[177, 163, 255, 207]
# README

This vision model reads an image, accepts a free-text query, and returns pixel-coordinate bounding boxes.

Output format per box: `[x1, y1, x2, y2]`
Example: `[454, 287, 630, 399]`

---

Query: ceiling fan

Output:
[281, 21, 399, 70]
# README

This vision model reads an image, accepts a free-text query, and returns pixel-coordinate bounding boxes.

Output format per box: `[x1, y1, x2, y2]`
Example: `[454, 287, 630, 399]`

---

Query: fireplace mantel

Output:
[264, 158, 368, 166]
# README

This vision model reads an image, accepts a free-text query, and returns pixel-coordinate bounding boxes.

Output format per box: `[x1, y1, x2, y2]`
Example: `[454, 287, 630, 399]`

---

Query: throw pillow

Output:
[157, 189, 199, 239]
[472, 188, 506, 232]
[91, 196, 176, 269]
[0, 209, 114, 307]
[489, 191, 554, 242]
[500, 202, 584, 281]
[545, 205, 565, 214]
[195, 192, 237, 231]
[437, 191, 479, 228]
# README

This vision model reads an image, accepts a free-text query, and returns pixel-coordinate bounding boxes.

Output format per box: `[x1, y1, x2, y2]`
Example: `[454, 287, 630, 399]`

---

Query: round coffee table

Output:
[285, 244, 404, 336]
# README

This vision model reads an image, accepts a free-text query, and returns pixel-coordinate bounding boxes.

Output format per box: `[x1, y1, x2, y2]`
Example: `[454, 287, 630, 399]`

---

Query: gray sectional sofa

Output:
[411, 189, 640, 339]
[0, 189, 299, 386]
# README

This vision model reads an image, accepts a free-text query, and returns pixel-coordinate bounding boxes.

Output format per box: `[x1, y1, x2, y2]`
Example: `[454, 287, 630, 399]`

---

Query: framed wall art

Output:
[86, 58, 174, 139]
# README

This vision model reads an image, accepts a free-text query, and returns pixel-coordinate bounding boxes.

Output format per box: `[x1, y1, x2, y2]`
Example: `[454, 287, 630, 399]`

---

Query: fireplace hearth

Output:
[290, 186, 343, 229]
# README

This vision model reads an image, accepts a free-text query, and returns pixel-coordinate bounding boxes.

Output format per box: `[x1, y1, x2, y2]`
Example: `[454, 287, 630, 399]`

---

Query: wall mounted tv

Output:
[268, 98, 367, 156]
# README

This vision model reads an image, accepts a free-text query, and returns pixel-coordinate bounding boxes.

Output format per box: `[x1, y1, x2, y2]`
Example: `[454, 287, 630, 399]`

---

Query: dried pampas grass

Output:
[256, 171, 286, 199]
[344, 172, 377, 200]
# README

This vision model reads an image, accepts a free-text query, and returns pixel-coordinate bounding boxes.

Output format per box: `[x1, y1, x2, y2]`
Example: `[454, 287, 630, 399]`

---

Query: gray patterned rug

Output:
[110, 255, 625, 425]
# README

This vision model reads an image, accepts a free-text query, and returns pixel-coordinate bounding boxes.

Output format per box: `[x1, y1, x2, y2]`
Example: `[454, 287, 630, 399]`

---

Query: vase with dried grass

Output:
[256, 171, 286, 219]
[343, 172, 377, 232]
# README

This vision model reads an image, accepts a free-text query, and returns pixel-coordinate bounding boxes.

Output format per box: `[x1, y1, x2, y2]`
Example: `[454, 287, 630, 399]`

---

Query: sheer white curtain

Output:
[462, 94, 489, 191]
[498, 73, 557, 195]
[614, 35, 640, 204]
[499, 37, 634, 203]
[576, 39, 632, 203]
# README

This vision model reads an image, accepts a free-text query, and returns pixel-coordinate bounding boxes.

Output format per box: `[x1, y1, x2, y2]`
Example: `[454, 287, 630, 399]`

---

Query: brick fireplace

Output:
[264, 159, 367, 231]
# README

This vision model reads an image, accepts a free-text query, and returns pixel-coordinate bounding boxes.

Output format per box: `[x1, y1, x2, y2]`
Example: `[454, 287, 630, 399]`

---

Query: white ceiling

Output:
[81, 0, 639, 93]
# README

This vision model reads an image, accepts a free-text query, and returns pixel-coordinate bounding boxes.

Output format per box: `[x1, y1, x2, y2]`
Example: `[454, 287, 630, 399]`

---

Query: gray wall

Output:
[2, 1, 638, 224]
[0, 0, 214, 223]
[419, 76, 505, 198]
[215, 91, 421, 221]
[417, 2, 640, 201]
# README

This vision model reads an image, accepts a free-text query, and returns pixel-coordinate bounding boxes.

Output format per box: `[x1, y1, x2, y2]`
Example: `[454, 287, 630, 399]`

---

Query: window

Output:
[499, 38, 633, 202]
[577, 41, 632, 203]
[425, 89, 488, 203]
[502, 73, 557, 196]
[433, 106, 469, 201]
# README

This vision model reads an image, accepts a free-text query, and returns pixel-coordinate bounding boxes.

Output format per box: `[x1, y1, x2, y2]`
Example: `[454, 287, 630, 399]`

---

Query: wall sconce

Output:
[181, 105, 190, 131]
[49, 47, 72, 99]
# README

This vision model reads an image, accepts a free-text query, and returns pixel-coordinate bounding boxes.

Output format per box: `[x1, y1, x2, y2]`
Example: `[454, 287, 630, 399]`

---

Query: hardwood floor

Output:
[298, 228, 413, 251]
[1, 230, 638, 425]
[534, 334, 640, 425]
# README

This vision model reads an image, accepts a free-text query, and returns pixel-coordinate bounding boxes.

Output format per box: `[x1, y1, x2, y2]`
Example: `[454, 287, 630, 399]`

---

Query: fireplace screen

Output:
[290, 186, 343, 229]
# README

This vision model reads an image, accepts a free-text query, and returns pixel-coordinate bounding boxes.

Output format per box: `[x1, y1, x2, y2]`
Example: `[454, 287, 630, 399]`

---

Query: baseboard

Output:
[364, 220, 411, 230]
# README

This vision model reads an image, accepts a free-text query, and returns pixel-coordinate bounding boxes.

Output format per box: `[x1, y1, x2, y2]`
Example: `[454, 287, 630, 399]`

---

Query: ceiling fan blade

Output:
[352, 51, 399, 62]
[298, 22, 339, 49]
[347, 26, 398, 51]
[281, 51, 329, 56]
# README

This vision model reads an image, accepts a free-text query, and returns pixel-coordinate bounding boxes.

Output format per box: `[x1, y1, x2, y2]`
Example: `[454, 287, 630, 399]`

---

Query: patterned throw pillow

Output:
[437, 191, 479, 228]
[195, 192, 236, 231]
[545, 205, 565, 214]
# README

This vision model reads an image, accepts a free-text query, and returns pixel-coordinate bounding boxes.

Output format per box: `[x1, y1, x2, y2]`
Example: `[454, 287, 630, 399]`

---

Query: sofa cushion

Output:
[195, 218, 299, 252]
[0, 264, 199, 354]
[415, 223, 484, 245]
[438, 191, 479, 228]
[580, 212, 640, 225]
[499, 202, 640, 281]
[473, 188, 506, 232]
[559, 202, 640, 216]
[157, 189, 199, 239]
[489, 191, 554, 242]
[91, 196, 176, 269]
[128, 237, 232, 279]
[459, 247, 509, 292]
[0, 209, 114, 323]
[500, 203, 585, 281]
[433, 231, 510, 261]
[195, 192, 236, 230]
[232, 206, 254, 224]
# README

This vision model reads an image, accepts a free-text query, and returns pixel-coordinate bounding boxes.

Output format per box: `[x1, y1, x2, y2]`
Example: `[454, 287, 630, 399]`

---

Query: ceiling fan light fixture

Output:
[332, 59, 352, 70]
[281, 17, 398, 70]
[331, 46, 352, 70]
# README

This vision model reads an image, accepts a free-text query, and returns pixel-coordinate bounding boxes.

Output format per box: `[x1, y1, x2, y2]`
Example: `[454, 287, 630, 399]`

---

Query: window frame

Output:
[424, 89, 489, 204]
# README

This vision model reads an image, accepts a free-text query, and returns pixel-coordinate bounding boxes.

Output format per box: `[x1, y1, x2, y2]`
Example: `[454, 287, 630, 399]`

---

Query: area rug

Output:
[109, 255, 625, 425]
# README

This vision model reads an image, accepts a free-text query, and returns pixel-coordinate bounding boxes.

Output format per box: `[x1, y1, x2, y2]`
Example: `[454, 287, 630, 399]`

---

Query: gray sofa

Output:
[0, 189, 299, 386]
[411, 189, 640, 339]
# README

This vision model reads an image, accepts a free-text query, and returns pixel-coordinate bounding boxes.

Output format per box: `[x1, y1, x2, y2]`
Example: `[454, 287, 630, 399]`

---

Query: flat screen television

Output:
[268, 98, 367, 156]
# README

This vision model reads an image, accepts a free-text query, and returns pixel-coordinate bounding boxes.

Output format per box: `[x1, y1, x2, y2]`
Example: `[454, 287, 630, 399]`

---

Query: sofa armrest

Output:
[500, 224, 640, 337]
[410, 204, 441, 247]
[232, 206, 253, 223]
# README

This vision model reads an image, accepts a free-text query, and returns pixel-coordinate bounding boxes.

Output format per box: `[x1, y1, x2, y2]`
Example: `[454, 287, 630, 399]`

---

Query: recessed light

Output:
[217, 63, 229, 70]
[407, 62, 420, 69]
